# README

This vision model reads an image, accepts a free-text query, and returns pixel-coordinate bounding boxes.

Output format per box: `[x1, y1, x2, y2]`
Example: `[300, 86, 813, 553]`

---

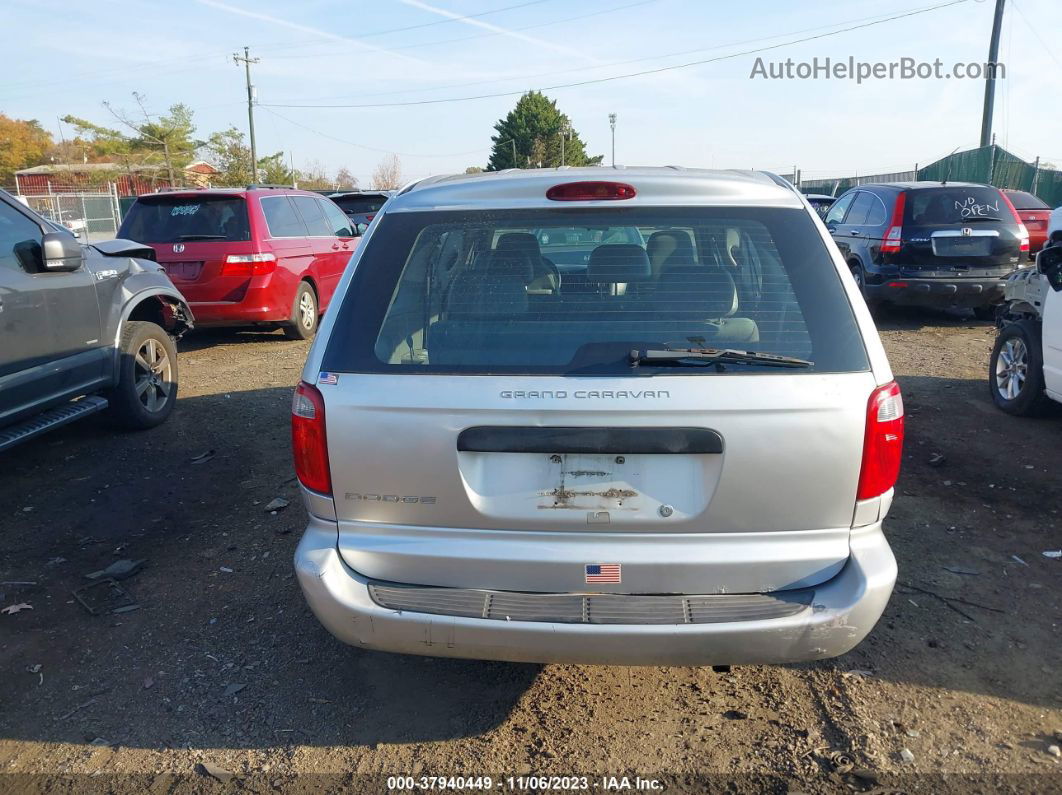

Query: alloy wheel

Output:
[299, 292, 316, 329]
[134, 337, 172, 413]
[995, 337, 1029, 401]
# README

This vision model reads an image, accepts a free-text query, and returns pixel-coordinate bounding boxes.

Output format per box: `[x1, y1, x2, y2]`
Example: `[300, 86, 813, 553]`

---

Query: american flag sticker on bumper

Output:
[585, 563, 621, 584]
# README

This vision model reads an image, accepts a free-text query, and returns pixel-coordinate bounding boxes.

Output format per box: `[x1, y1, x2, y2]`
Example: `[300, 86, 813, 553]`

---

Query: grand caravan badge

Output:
[500, 390, 670, 399]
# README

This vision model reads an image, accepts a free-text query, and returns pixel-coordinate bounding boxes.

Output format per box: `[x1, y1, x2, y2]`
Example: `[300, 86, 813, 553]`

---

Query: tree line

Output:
[2, 89, 598, 192]
[0, 95, 404, 190]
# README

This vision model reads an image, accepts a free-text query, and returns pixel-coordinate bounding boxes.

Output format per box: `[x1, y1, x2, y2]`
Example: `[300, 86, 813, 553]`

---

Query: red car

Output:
[1003, 189, 1051, 258]
[118, 187, 359, 338]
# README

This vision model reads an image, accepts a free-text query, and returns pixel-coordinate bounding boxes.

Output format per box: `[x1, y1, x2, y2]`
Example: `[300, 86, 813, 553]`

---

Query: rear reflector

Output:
[999, 191, 1030, 253]
[292, 381, 331, 495]
[222, 252, 277, 276]
[886, 281, 908, 288]
[857, 381, 905, 501]
[880, 191, 906, 253]
[546, 181, 636, 201]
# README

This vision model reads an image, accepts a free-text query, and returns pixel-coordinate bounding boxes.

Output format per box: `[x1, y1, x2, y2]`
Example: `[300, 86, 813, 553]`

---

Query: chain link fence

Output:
[6, 187, 123, 242]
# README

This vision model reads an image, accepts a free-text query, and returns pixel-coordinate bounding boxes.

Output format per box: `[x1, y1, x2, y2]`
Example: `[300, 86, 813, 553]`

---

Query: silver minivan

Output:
[293, 168, 901, 666]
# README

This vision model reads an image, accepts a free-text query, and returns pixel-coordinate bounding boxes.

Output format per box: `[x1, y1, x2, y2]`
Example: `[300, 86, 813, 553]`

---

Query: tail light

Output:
[999, 191, 1030, 254]
[222, 252, 277, 276]
[365, 214, 376, 222]
[857, 381, 905, 500]
[880, 191, 906, 253]
[546, 181, 636, 201]
[292, 381, 331, 495]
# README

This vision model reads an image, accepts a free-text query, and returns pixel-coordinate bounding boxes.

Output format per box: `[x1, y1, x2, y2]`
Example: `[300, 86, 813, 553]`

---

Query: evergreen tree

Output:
[486, 91, 601, 170]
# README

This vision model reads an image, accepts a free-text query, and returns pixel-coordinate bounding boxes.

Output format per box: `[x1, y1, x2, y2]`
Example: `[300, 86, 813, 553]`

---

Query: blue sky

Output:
[4, 0, 1060, 185]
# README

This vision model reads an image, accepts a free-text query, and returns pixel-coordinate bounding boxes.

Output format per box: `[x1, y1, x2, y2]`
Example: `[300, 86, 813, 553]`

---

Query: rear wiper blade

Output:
[176, 234, 227, 240]
[956, 217, 1001, 223]
[630, 347, 813, 368]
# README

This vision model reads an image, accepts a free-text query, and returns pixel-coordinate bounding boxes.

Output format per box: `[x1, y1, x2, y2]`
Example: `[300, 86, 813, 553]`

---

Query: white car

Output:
[990, 239, 1062, 414]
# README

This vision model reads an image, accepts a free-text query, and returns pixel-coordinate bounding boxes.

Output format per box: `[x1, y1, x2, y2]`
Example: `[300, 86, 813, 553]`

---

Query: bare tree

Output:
[334, 167, 358, 189]
[296, 159, 330, 190]
[371, 154, 403, 189]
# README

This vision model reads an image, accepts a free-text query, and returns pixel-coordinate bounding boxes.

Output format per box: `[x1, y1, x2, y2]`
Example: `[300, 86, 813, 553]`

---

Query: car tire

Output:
[973, 305, 998, 322]
[107, 321, 179, 430]
[283, 282, 318, 340]
[849, 261, 880, 314]
[989, 320, 1050, 416]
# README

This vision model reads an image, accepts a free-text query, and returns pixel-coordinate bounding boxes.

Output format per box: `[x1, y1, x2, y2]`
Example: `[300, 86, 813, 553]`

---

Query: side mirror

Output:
[41, 231, 83, 272]
[354, 223, 369, 236]
[1037, 245, 1062, 291]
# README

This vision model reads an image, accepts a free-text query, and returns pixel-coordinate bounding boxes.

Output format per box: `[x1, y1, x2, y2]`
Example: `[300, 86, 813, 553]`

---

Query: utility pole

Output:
[979, 0, 1005, 149]
[234, 46, 260, 182]
[608, 113, 617, 167]
[559, 122, 571, 167]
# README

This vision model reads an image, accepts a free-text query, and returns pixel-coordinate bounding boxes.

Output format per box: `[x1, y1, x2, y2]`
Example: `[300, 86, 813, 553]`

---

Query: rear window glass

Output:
[903, 187, 1009, 226]
[119, 196, 249, 243]
[322, 207, 868, 376]
[1005, 191, 1049, 210]
[334, 196, 388, 215]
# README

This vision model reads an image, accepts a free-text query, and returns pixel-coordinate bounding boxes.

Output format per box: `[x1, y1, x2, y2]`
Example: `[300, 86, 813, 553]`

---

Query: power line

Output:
[265, 0, 955, 103]
[1010, 0, 1062, 69]
[261, 0, 972, 109]
[259, 106, 492, 159]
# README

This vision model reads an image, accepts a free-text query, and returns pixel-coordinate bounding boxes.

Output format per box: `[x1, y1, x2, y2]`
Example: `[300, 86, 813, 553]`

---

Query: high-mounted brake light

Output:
[546, 181, 636, 201]
[999, 191, 1030, 254]
[222, 252, 277, 276]
[880, 191, 906, 254]
[857, 381, 905, 501]
[291, 381, 331, 495]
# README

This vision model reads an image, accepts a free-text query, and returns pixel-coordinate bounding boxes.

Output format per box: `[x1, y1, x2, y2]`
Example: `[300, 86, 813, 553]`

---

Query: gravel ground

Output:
[0, 311, 1060, 794]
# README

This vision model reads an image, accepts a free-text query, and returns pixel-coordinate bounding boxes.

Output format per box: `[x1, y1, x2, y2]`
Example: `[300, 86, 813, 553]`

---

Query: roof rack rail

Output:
[761, 171, 800, 195]
[156, 186, 202, 192]
[245, 183, 294, 190]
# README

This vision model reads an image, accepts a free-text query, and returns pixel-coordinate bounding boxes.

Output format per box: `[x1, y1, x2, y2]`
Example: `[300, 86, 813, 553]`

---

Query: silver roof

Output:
[389, 167, 802, 212]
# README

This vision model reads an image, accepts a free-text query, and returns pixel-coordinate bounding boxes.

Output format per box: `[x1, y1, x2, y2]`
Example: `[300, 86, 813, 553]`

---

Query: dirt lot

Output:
[1, 310, 1060, 794]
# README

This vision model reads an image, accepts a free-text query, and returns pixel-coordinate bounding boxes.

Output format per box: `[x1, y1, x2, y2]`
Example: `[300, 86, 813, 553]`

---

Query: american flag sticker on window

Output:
[585, 563, 621, 584]
[318, 372, 339, 386]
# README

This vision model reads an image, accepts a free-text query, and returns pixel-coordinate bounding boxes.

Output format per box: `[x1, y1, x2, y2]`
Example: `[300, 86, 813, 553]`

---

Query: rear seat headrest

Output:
[496, 232, 542, 258]
[587, 244, 651, 283]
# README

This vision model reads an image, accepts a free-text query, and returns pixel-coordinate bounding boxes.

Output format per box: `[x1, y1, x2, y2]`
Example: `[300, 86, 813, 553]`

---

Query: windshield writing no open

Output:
[954, 196, 1000, 218]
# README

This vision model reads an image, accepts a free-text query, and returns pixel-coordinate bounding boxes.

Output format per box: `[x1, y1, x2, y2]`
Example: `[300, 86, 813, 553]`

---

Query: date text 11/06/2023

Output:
[386, 776, 666, 791]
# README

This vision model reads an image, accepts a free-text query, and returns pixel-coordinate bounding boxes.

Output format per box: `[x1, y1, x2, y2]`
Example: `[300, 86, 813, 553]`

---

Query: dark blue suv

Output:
[824, 182, 1029, 319]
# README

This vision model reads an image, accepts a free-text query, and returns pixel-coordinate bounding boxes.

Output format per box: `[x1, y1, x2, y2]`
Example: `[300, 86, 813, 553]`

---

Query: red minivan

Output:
[1003, 189, 1052, 258]
[118, 187, 358, 339]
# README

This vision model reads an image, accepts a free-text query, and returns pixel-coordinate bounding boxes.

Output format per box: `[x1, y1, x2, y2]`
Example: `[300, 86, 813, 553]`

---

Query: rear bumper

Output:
[188, 301, 285, 326]
[186, 285, 289, 326]
[866, 276, 1007, 307]
[294, 518, 897, 665]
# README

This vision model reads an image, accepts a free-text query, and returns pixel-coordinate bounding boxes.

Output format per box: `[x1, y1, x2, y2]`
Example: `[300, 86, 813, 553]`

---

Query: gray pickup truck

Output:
[0, 189, 192, 451]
